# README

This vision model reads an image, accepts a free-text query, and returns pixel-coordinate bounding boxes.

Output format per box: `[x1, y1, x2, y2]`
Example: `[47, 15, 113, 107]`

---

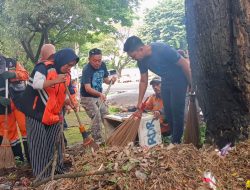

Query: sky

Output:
[132, 0, 160, 33]
[139, 0, 160, 13]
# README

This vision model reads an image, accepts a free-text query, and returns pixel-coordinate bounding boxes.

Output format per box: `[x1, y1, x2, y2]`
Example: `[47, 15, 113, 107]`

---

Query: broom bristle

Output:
[107, 115, 141, 146]
[0, 136, 15, 169]
[183, 96, 200, 148]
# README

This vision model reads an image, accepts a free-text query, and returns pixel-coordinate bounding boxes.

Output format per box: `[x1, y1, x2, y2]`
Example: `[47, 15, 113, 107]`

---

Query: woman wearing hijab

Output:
[20, 48, 79, 179]
[39, 44, 56, 63]
[39, 44, 71, 147]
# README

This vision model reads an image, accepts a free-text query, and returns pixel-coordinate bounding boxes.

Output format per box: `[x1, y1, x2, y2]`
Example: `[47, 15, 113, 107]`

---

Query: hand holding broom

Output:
[0, 65, 15, 169]
[107, 99, 148, 147]
[64, 83, 99, 150]
[133, 97, 148, 118]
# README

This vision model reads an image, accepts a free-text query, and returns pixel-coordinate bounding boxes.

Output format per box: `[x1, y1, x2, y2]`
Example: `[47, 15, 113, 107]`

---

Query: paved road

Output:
[103, 82, 139, 93]
[103, 82, 154, 107]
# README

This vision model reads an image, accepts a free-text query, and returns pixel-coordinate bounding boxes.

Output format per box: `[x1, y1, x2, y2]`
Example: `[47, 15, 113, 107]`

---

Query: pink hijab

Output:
[39, 44, 56, 63]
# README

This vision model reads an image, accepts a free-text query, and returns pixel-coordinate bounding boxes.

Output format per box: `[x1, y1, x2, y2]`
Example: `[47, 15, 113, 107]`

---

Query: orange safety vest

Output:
[20, 61, 70, 125]
[145, 94, 170, 133]
[42, 61, 70, 125]
[145, 94, 163, 112]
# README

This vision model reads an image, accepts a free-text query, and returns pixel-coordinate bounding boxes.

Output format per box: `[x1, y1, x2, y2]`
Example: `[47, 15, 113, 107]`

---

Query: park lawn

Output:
[64, 110, 90, 146]
[64, 107, 120, 146]
[64, 126, 83, 146]
[64, 109, 90, 127]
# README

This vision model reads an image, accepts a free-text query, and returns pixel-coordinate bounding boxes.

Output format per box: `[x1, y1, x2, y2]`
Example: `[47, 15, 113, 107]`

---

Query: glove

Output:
[0, 97, 10, 107]
[0, 71, 16, 80]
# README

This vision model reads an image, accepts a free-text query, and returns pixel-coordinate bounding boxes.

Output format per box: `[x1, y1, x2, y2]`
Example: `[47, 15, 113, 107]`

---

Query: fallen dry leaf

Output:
[35, 140, 250, 189]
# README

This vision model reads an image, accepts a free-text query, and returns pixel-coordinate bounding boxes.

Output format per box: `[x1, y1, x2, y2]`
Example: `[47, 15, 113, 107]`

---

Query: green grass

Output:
[64, 110, 91, 146]
[64, 127, 83, 146]
[64, 107, 120, 146]
[108, 106, 120, 114]
[64, 110, 90, 127]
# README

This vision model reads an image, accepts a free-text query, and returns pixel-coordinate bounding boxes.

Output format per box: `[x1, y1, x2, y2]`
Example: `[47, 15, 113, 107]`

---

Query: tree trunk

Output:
[20, 32, 46, 64]
[185, 0, 250, 148]
[43, 29, 49, 44]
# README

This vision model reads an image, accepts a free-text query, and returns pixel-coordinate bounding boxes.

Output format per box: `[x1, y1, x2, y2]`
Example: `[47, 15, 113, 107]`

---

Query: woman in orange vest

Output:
[20, 48, 79, 179]
[0, 55, 29, 162]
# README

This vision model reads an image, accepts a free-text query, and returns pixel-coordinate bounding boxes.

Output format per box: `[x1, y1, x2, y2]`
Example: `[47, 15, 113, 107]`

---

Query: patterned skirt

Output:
[26, 116, 64, 179]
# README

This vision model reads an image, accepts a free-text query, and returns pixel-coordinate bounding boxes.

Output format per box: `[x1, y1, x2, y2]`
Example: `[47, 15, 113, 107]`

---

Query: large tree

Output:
[185, 0, 250, 148]
[0, 0, 138, 64]
[139, 0, 186, 49]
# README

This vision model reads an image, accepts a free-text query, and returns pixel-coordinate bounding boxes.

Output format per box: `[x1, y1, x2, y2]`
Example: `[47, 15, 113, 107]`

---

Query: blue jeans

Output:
[161, 76, 187, 144]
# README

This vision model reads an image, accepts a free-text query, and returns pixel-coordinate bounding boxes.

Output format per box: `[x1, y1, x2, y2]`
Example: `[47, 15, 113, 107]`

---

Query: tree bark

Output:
[20, 32, 46, 64]
[35, 32, 46, 62]
[21, 40, 35, 63]
[185, 0, 250, 148]
[43, 29, 49, 44]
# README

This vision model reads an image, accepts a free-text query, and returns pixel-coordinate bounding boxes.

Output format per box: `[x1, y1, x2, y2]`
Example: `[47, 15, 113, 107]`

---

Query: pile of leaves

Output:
[40, 140, 249, 190]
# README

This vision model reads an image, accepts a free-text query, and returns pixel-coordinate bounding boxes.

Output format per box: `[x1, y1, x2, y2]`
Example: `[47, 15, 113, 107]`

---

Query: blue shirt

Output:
[80, 62, 109, 97]
[138, 43, 183, 80]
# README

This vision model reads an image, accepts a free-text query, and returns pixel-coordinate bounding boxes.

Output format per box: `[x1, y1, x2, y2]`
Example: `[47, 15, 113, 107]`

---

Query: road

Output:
[103, 82, 154, 107]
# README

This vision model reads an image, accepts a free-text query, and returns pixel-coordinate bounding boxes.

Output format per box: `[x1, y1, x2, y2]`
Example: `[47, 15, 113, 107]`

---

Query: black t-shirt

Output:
[138, 42, 184, 80]
[80, 62, 109, 97]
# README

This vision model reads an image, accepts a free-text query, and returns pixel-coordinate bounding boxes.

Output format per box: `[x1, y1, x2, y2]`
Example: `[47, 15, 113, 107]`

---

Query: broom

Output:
[183, 93, 200, 148]
[0, 66, 15, 169]
[107, 101, 146, 147]
[91, 81, 113, 144]
[64, 83, 99, 150]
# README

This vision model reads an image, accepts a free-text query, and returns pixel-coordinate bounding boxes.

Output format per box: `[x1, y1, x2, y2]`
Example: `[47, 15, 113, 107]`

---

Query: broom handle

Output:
[98, 80, 113, 111]
[4, 67, 8, 133]
[64, 83, 83, 126]
[91, 81, 113, 123]
[61, 112, 65, 155]
[92, 81, 113, 144]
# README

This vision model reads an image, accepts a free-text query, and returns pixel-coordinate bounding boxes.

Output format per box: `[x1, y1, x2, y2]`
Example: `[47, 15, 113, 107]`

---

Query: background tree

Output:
[80, 26, 135, 76]
[139, 0, 186, 49]
[186, 0, 250, 148]
[0, 0, 138, 65]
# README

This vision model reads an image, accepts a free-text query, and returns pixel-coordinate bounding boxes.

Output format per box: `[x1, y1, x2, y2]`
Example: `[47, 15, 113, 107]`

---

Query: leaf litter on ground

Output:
[38, 140, 250, 190]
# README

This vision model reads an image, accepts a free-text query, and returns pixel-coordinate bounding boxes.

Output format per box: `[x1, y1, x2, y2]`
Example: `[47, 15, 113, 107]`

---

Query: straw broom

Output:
[106, 113, 141, 146]
[0, 130, 15, 169]
[107, 96, 150, 147]
[64, 83, 99, 150]
[107, 100, 147, 147]
[0, 67, 15, 169]
[183, 93, 200, 148]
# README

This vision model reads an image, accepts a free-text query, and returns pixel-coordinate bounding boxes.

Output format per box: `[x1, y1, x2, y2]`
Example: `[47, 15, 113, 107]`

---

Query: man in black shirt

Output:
[80, 48, 116, 143]
[123, 36, 192, 144]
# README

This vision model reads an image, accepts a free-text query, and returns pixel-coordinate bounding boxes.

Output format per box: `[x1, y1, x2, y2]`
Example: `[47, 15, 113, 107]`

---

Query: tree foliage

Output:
[139, 0, 187, 49]
[79, 26, 135, 76]
[0, 0, 138, 65]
